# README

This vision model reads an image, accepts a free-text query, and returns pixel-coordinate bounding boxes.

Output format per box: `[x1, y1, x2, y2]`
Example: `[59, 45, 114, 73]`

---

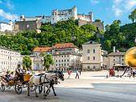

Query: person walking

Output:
[67, 70, 72, 79]
[79, 69, 82, 75]
[75, 70, 80, 79]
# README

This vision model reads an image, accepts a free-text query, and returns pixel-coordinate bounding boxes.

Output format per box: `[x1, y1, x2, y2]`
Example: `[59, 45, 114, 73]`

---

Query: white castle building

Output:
[20, 6, 93, 24]
[0, 21, 14, 32]
[0, 47, 22, 72]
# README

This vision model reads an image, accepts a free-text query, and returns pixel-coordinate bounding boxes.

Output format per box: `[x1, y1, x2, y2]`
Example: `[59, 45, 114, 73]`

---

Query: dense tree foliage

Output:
[103, 20, 136, 52]
[0, 19, 102, 55]
[129, 9, 136, 23]
[43, 54, 54, 71]
[0, 17, 136, 54]
[23, 56, 32, 70]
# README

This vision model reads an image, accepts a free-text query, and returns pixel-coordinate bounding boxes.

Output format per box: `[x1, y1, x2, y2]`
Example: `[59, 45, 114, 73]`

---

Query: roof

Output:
[108, 52, 125, 56]
[33, 46, 52, 52]
[52, 43, 77, 49]
[0, 46, 20, 54]
[0, 22, 9, 25]
[83, 41, 100, 45]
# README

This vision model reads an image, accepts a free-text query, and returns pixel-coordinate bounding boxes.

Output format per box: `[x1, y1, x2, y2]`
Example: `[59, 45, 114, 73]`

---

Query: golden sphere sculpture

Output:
[124, 47, 136, 69]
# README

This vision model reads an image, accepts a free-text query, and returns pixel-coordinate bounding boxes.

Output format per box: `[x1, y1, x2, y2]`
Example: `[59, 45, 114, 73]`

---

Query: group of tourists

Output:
[3, 64, 25, 83]
[108, 66, 136, 78]
[67, 69, 82, 79]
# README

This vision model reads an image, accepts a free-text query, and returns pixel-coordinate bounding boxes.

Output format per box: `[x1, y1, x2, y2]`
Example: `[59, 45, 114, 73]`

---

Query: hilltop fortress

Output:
[20, 6, 93, 25]
[1, 6, 103, 33]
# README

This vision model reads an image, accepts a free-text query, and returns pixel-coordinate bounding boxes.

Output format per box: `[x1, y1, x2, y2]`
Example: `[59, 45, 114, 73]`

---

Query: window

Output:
[93, 66, 96, 69]
[93, 57, 95, 60]
[87, 49, 90, 53]
[88, 57, 90, 60]
[67, 59, 69, 62]
[62, 60, 63, 62]
[113, 59, 115, 61]
[56, 60, 57, 62]
[93, 49, 95, 53]
[87, 66, 90, 69]
[56, 64, 58, 66]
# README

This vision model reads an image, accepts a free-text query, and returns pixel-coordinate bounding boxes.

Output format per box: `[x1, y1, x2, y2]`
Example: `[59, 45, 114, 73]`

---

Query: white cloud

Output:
[113, 7, 123, 17]
[6, 0, 14, 10]
[90, 0, 99, 4]
[112, 0, 136, 17]
[0, 0, 14, 10]
[125, 0, 136, 10]
[0, 9, 18, 21]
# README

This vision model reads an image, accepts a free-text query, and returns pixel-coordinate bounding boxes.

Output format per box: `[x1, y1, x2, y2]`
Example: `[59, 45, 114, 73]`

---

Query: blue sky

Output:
[0, 0, 136, 25]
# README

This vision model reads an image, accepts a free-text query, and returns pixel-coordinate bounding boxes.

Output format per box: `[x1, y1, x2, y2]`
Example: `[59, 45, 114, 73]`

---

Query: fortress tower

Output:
[72, 6, 78, 20]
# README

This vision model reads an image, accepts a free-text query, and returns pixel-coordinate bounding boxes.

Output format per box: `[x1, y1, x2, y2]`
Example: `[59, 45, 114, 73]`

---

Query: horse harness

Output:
[38, 74, 50, 85]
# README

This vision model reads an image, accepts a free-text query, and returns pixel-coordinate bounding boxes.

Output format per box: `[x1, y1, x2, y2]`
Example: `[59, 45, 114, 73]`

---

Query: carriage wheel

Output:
[0, 84, 5, 92]
[30, 84, 36, 92]
[15, 84, 22, 94]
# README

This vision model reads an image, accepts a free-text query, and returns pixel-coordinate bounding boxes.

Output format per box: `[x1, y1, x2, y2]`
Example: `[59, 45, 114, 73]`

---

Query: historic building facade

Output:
[19, 6, 93, 25]
[52, 43, 81, 70]
[14, 20, 41, 33]
[33, 43, 81, 70]
[0, 47, 22, 72]
[82, 41, 103, 71]
[30, 55, 43, 71]
[15, 6, 104, 31]
[0, 21, 14, 32]
[108, 52, 125, 68]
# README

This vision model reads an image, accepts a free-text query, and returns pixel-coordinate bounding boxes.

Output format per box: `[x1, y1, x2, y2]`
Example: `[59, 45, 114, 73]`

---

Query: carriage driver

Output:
[15, 64, 25, 81]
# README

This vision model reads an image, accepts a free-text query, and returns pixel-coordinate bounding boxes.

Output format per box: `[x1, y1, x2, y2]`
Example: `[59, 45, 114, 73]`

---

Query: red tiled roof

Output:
[53, 43, 76, 49]
[33, 46, 52, 52]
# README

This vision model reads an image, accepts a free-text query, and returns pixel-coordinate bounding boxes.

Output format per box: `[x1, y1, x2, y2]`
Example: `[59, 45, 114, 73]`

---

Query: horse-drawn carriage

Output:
[0, 69, 64, 98]
[0, 73, 32, 94]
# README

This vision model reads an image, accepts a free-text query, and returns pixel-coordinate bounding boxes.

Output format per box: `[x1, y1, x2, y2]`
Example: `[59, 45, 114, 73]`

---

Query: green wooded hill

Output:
[0, 19, 135, 55]
[104, 20, 136, 52]
[0, 19, 103, 55]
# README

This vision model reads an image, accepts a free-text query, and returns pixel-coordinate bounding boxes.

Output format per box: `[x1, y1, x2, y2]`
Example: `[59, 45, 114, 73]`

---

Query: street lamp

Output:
[135, 38, 136, 44]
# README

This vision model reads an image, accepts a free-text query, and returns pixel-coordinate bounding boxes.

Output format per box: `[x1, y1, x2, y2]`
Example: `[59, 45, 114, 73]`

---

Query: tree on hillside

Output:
[129, 9, 136, 23]
[23, 56, 32, 71]
[43, 54, 54, 71]
[0, 19, 103, 54]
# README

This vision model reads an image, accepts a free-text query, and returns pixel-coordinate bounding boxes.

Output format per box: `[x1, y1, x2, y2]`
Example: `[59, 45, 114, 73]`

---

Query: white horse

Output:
[27, 71, 64, 97]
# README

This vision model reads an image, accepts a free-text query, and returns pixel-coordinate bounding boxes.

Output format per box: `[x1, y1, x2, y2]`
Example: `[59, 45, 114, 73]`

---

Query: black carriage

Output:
[0, 73, 32, 94]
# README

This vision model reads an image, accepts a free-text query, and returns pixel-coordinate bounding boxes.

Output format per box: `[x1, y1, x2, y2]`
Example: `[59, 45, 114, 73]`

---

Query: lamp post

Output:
[135, 38, 136, 44]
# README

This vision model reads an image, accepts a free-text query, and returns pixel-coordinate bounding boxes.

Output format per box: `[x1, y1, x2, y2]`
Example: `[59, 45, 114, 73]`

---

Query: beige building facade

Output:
[108, 52, 125, 68]
[82, 41, 102, 71]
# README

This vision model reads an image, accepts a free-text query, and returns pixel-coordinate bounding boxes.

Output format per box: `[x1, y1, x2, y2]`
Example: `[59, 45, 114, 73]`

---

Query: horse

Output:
[27, 70, 64, 97]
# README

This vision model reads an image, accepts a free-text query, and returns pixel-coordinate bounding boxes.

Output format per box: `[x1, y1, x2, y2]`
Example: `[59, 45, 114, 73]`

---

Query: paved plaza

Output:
[0, 71, 136, 102]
